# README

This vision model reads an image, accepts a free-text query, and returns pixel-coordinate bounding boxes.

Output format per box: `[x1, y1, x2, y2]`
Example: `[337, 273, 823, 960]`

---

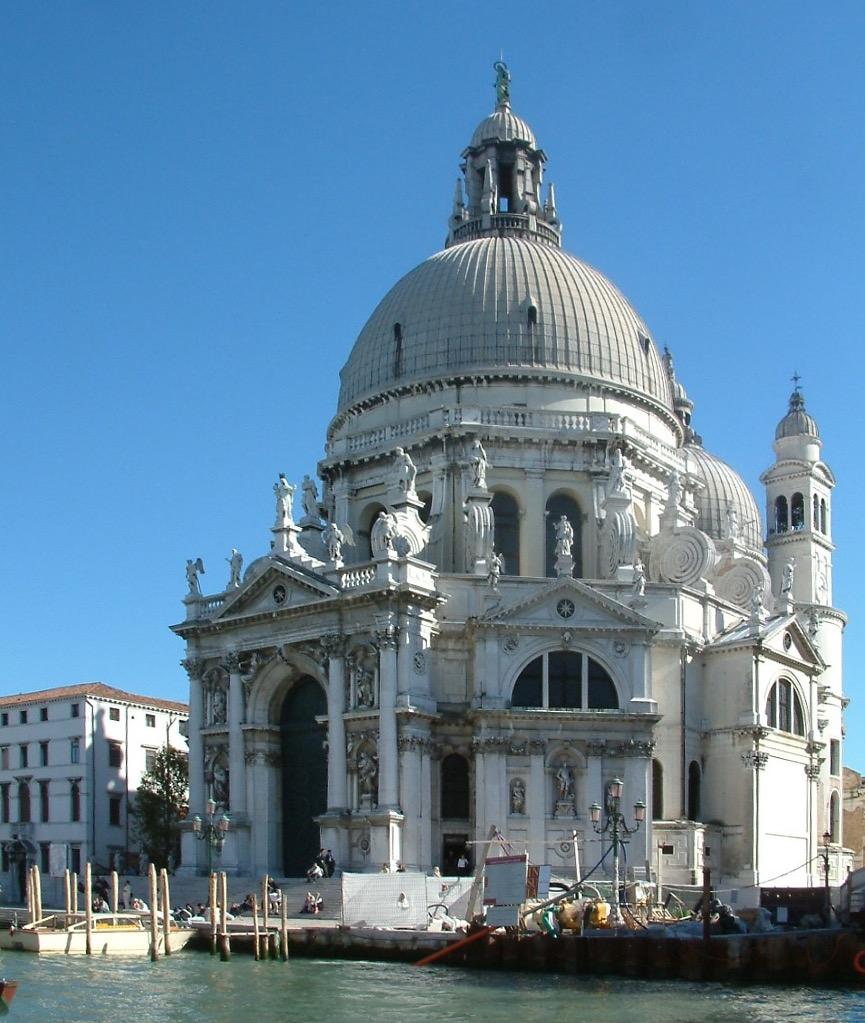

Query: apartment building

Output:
[0, 683, 187, 897]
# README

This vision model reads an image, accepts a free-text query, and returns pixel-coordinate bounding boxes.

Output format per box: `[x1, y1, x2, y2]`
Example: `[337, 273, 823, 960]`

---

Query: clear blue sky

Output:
[2, 3, 863, 759]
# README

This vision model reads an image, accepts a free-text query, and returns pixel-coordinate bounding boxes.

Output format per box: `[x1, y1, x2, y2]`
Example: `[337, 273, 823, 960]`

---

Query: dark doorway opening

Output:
[442, 834, 470, 876]
[280, 677, 327, 876]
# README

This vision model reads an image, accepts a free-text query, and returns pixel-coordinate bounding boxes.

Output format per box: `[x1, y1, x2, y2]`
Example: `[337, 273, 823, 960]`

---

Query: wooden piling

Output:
[252, 894, 261, 960]
[84, 862, 93, 956]
[280, 892, 288, 961]
[209, 872, 218, 955]
[64, 868, 71, 926]
[160, 868, 172, 955]
[25, 866, 32, 925]
[219, 871, 230, 961]
[72, 871, 79, 914]
[148, 863, 159, 961]
[33, 864, 42, 923]
[111, 870, 119, 914]
[262, 875, 270, 946]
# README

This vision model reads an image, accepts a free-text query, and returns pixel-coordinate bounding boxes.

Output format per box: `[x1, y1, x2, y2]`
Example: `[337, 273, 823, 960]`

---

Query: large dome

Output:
[337, 236, 673, 413]
[685, 443, 763, 552]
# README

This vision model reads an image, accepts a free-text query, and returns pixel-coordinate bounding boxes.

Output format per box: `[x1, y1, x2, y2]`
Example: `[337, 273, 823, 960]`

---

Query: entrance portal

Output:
[280, 676, 327, 876]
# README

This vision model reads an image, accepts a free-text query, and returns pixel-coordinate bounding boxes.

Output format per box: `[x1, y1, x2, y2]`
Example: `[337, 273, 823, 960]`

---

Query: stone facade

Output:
[173, 66, 849, 895]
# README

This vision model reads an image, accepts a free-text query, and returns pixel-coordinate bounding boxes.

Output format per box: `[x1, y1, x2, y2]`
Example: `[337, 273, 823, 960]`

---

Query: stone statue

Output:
[781, 558, 795, 597]
[185, 557, 205, 595]
[488, 550, 504, 592]
[355, 666, 375, 708]
[274, 475, 295, 523]
[357, 750, 378, 799]
[392, 447, 417, 495]
[494, 59, 511, 107]
[750, 586, 765, 621]
[226, 548, 243, 589]
[323, 522, 344, 562]
[632, 557, 646, 599]
[211, 686, 227, 724]
[211, 761, 229, 808]
[666, 470, 683, 512]
[555, 763, 574, 801]
[469, 438, 488, 489]
[724, 501, 740, 541]
[301, 474, 320, 519]
[510, 778, 526, 815]
[607, 448, 629, 496]
[555, 516, 574, 560]
[374, 511, 399, 552]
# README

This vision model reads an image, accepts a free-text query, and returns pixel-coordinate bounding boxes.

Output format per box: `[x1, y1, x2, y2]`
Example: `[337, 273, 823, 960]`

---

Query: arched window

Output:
[765, 678, 805, 736]
[357, 503, 386, 560]
[545, 493, 582, 578]
[491, 492, 520, 575]
[511, 651, 618, 710]
[687, 761, 701, 822]
[813, 494, 820, 531]
[527, 305, 537, 330]
[18, 782, 30, 824]
[829, 791, 840, 844]
[791, 492, 805, 530]
[393, 323, 404, 378]
[70, 781, 80, 822]
[774, 495, 788, 533]
[441, 754, 470, 819]
[820, 499, 827, 534]
[652, 759, 664, 821]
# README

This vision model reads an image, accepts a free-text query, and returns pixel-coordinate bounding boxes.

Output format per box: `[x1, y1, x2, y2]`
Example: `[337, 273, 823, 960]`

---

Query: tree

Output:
[133, 745, 188, 870]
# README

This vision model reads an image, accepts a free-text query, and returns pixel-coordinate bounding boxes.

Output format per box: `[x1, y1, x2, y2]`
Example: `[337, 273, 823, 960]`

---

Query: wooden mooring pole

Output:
[280, 891, 289, 961]
[64, 868, 71, 926]
[84, 862, 93, 956]
[111, 870, 119, 914]
[219, 871, 231, 961]
[160, 868, 172, 955]
[32, 864, 43, 923]
[148, 863, 159, 961]
[209, 872, 218, 955]
[252, 894, 261, 960]
[702, 858, 712, 945]
[262, 875, 270, 955]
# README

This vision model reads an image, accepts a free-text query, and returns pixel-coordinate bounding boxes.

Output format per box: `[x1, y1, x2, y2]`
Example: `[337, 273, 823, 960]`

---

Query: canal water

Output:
[2, 952, 863, 1022]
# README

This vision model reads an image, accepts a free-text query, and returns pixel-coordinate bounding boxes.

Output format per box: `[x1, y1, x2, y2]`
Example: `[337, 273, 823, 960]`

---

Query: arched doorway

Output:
[280, 676, 327, 876]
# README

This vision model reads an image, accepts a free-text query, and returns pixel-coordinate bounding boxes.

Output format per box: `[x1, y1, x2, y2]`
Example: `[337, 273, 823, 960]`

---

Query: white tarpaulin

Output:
[341, 872, 429, 928]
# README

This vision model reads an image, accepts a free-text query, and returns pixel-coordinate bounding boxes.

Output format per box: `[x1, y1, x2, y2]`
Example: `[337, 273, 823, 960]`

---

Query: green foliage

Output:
[132, 745, 188, 869]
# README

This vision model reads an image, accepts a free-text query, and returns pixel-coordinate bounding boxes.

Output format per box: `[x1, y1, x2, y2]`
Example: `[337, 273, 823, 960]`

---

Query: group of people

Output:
[305, 848, 336, 881]
[300, 891, 323, 915]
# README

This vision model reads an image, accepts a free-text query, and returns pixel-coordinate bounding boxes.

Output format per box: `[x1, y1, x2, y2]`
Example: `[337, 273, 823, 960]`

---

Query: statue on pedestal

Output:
[301, 474, 320, 520]
[488, 550, 504, 592]
[469, 438, 488, 489]
[226, 548, 243, 589]
[392, 448, 417, 495]
[274, 475, 295, 523]
[185, 557, 205, 595]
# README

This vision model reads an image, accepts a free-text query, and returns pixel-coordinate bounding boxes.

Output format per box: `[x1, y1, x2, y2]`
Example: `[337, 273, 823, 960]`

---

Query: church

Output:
[172, 64, 847, 898]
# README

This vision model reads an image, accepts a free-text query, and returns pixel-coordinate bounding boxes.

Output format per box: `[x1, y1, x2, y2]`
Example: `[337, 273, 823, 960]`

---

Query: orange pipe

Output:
[413, 926, 493, 967]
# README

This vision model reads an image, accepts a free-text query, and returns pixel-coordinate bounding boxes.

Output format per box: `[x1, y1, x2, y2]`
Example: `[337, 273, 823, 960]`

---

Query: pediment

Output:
[481, 577, 659, 634]
[211, 557, 340, 621]
[761, 616, 825, 669]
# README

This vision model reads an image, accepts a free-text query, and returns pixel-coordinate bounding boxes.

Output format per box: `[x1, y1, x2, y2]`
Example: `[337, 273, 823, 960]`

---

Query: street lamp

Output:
[192, 798, 230, 875]
[821, 830, 832, 924]
[590, 778, 646, 926]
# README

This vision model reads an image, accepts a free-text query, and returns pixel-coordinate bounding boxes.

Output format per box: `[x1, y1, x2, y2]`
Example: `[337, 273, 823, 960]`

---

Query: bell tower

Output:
[760, 377, 835, 608]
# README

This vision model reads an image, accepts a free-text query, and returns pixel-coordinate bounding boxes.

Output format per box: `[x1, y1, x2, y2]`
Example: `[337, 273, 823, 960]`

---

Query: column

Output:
[523, 469, 546, 576]
[323, 636, 348, 811]
[377, 626, 399, 808]
[528, 745, 546, 857]
[225, 652, 246, 817]
[624, 751, 650, 872]
[182, 658, 206, 815]
[398, 738, 423, 868]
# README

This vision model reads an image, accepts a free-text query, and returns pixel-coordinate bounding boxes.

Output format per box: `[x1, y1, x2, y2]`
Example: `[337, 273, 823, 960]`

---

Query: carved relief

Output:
[648, 526, 715, 587]
[713, 556, 771, 612]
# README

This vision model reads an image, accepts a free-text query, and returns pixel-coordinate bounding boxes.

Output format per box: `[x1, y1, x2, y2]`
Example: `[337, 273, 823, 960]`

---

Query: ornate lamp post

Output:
[821, 829, 832, 923]
[192, 798, 230, 875]
[590, 778, 646, 926]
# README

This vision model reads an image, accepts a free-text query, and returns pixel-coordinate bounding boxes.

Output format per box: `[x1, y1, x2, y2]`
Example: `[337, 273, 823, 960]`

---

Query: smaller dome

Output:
[469, 107, 536, 150]
[775, 389, 820, 441]
[685, 443, 762, 552]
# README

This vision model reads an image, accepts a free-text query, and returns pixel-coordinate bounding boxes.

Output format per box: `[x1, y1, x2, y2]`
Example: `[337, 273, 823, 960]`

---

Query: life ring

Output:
[852, 949, 865, 975]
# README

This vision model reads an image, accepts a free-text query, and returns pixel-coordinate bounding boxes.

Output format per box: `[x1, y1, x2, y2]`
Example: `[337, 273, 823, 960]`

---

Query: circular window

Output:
[556, 598, 575, 620]
[273, 584, 287, 605]
[783, 632, 792, 651]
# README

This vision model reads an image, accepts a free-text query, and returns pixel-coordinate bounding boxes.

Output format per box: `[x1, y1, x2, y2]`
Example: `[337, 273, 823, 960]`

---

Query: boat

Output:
[0, 912, 195, 955]
[0, 981, 17, 1015]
